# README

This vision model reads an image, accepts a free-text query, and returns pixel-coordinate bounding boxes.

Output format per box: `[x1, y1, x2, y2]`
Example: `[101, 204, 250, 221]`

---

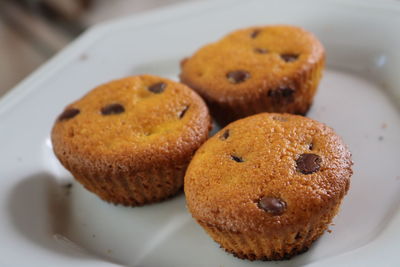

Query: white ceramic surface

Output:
[1, 0, 400, 266]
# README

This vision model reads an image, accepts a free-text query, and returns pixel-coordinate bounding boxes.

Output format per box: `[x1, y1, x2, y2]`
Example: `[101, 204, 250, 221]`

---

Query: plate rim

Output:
[1, 0, 400, 266]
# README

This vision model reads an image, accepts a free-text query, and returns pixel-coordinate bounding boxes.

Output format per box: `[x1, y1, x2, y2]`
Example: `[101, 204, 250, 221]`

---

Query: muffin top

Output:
[180, 25, 325, 102]
[184, 113, 352, 234]
[51, 75, 211, 171]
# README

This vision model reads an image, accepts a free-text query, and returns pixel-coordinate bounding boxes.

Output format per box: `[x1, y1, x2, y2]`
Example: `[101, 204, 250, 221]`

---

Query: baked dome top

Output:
[51, 75, 211, 171]
[180, 25, 325, 102]
[185, 113, 352, 234]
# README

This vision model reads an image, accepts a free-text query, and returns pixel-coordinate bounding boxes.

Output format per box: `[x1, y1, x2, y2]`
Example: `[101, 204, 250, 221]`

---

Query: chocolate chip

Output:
[309, 143, 314, 150]
[58, 108, 80, 121]
[231, 155, 244, 163]
[101, 103, 125, 115]
[148, 82, 166, 94]
[250, 29, 261, 38]
[268, 87, 295, 97]
[268, 87, 295, 104]
[179, 106, 189, 119]
[295, 232, 302, 240]
[296, 153, 322, 174]
[281, 54, 299, 63]
[282, 88, 295, 97]
[227, 70, 250, 84]
[254, 48, 268, 54]
[220, 129, 230, 140]
[258, 197, 286, 215]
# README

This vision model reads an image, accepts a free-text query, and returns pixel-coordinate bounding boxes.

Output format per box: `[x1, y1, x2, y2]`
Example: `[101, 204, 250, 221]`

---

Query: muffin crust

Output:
[180, 25, 325, 125]
[52, 75, 211, 205]
[185, 113, 352, 260]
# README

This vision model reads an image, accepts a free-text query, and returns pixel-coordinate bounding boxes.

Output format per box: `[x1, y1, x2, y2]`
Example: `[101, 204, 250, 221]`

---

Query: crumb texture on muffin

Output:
[180, 25, 325, 125]
[185, 113, 352, 260]
[52, 75, 211, 205]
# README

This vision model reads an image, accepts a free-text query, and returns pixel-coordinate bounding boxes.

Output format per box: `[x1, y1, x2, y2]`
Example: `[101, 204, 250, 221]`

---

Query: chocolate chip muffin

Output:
[180, 25, 325, 126]
[51, 75, 211, 206]
[184, 113, 352, 260]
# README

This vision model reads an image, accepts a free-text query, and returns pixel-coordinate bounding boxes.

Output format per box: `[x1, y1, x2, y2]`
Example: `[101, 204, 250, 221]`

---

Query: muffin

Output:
[184, 113, 352, 260]
[51, 75, 211, 206]
[180, 25, 325, 126]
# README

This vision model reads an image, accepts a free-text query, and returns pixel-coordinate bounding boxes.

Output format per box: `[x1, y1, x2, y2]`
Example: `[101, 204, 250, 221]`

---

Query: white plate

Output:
[1, 0, 400, 266]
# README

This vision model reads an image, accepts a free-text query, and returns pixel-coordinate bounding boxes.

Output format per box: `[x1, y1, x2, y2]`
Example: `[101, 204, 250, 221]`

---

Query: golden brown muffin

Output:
[52, 75, 211, 206]
[180, 25, 325, 126]
[185, 113, 352, 260]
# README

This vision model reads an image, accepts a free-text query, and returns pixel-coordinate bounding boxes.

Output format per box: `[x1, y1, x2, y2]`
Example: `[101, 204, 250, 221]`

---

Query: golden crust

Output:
[184, 113, 352, 259]
[200, 201, 339, 260]
[52, 75, 211, 205]
[180, 25, 325, 125]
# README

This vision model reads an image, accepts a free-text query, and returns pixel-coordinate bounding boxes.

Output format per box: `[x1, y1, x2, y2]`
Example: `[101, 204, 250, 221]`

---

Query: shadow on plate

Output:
[7, 172, 118, 264]
[9, 169, 400, 266]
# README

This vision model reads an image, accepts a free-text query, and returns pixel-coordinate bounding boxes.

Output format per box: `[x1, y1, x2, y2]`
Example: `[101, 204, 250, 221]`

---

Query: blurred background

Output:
[0, 0, 191, 97]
